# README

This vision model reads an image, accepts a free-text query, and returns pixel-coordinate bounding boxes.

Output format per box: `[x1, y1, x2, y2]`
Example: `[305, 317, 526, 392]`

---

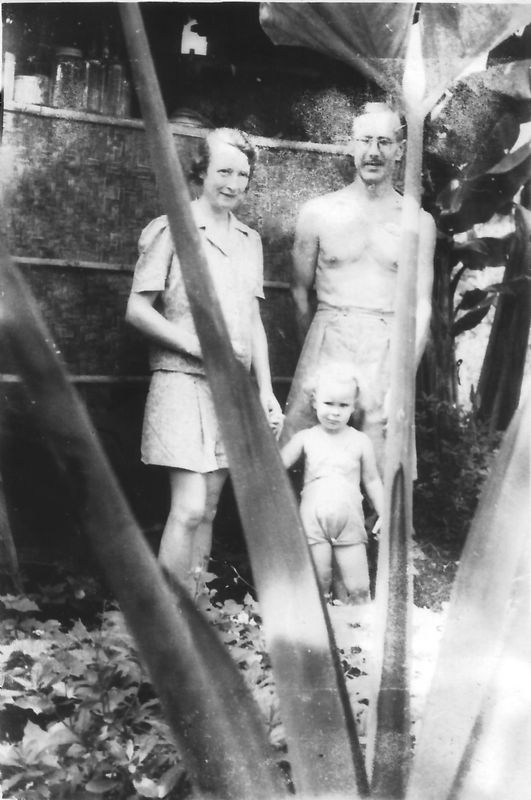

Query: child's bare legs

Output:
[310, 542, 334, 596]
[334, 543, 370, 604]
[158, 467, 228, 593]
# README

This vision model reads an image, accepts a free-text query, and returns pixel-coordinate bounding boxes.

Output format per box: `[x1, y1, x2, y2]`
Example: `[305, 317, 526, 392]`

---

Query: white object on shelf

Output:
[13, 74, 50, 105]
[3, 52, 16, 101]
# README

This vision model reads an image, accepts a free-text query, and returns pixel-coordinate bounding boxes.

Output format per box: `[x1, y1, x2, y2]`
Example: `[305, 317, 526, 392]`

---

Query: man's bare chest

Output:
[318, 209, 402, 266]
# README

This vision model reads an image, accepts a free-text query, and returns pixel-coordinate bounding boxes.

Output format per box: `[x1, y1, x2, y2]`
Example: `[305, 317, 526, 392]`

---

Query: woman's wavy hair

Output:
[189, 128, 257, 186]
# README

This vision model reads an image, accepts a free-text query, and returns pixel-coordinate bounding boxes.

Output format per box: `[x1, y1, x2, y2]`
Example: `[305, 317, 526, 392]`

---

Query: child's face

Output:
[313, 379, 356, 433]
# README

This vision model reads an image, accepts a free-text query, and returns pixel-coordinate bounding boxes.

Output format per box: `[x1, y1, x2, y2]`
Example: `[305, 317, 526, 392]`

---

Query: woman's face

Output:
[200, 140, 251, 214]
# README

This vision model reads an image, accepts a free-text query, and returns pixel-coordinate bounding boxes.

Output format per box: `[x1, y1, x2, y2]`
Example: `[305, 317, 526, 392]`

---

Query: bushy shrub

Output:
[414, 395, 501, 553]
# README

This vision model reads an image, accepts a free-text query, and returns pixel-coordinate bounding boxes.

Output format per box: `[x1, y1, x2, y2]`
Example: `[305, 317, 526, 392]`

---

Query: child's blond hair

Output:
[304, 362, 366, 427]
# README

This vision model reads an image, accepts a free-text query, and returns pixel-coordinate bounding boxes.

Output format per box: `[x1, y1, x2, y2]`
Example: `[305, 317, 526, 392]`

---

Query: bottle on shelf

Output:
[84, 44, 105, 113]
[103, 55, 131, 118]
[52, 46, 85, 110]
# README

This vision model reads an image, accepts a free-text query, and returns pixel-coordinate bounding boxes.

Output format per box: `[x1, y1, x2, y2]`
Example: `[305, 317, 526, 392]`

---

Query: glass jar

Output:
[103, 57, 131, 117]
[84, 56, 105, 113]
[52, 47, 84, 109]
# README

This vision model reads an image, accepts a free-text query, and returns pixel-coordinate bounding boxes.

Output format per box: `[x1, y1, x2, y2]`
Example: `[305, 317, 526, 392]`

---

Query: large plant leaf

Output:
[451, 303, 493, 337]
[451, 558, 531, 800]
[450, 235, 513, 270]
[120, 6, 368, 798]
[429, 91, 521, 180]
[260, 2, 415, 94]
[406, 395, 531, 800]
[437, 141, 531, 233]
[425, 59, 531, 214]
[478, 58, 531, 101]
[420, 4, 531, 113]
[0, 235, 288, 799]
[260, 4, 531, 116]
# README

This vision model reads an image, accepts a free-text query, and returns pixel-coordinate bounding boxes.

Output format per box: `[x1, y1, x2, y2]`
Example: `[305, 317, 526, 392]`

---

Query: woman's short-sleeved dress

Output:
[131, 202, 264, 472]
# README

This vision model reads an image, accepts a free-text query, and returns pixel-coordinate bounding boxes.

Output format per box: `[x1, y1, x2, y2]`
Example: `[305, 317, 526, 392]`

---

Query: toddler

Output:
[281, 364, 383, 603]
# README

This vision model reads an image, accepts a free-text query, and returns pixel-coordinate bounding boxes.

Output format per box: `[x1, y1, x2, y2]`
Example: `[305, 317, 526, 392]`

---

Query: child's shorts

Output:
[300, 479, 367, 546]
[141, 370, 228, 473]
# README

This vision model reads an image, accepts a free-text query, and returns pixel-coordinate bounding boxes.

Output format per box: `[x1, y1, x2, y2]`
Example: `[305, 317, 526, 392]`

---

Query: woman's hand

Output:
[260, 390, 284, 440]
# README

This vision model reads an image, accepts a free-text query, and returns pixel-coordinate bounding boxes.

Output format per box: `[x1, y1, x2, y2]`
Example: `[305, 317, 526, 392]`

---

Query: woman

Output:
[126, 128, 282, 592]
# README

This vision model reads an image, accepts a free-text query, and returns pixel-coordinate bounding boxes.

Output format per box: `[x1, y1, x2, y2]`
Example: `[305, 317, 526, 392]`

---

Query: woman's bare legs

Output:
[158, 467, 228, 592]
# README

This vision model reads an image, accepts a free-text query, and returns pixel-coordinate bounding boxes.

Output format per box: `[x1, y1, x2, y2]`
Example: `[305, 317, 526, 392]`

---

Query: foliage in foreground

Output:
[414, 395, 501, 552]
[0, 577, 445, 800]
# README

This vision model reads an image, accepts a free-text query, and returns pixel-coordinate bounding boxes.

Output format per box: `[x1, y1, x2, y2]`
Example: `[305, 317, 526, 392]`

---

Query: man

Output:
[282, 101, 436, 472]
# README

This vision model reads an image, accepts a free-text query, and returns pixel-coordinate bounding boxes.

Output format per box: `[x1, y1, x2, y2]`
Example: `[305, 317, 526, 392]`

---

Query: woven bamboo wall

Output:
[1, 104, 353, 556]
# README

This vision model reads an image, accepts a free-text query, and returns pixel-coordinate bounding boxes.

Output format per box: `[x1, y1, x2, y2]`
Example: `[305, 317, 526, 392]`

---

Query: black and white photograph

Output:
[0, 2, 530, 798]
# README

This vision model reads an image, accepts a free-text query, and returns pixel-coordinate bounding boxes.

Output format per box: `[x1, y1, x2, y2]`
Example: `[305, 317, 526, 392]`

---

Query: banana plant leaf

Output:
[476, 58, 531, 101]
[0, 229, 288, 800]
[420, 4, 531, 114]
[120, 6, 368, 798]
[451, 303, 493, 338]
[437, 141, 531, 233]
[406, 394, 531, 800]
[259, 2, 415, 95]
[450, 236, 512, 271]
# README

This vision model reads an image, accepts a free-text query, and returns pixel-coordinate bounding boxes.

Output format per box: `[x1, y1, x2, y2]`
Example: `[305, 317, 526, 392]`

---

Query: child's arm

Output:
[280, 431, 306, 469]
[360, 435, 384, 520]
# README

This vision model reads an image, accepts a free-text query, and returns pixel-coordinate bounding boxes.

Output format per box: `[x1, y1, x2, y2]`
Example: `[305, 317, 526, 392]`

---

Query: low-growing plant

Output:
[0, 593, 186, 799]
[0, 578, 409, 800]
[414, 395, 501, 552]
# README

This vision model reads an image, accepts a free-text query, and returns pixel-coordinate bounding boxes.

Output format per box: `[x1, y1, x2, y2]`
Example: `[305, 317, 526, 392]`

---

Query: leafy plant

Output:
[414, 395, 501, 552]
[0, 577, 449, 800]
[0, 594, 186, 799]
[422, 67, 531, 414]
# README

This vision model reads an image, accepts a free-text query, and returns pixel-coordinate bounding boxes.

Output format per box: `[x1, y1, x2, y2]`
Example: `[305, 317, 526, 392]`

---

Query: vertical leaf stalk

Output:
[370, 108, 425, 798]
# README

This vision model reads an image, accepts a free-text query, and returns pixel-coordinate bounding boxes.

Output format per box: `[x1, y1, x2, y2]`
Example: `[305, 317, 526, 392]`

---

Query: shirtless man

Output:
[283, 102, 436, 471]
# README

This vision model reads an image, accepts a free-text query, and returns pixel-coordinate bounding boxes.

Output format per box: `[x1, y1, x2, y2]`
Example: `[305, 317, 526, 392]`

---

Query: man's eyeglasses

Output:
[354, 137, 396, 151]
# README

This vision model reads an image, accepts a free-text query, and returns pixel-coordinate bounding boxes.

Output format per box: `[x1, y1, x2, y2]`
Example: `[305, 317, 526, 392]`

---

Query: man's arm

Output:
[126, 291, 202, 359]
[415, 211, 437, 367]
[291, 201, 320, 344]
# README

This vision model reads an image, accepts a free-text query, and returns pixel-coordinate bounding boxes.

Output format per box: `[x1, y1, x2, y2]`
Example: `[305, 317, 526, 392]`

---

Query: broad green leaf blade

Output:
[406, 395, 531, 800]
[0, 238, 288, 799]
[260, 2, 415, 95]
[120, 6, 368, 797]
[420, 4, 531, 113]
